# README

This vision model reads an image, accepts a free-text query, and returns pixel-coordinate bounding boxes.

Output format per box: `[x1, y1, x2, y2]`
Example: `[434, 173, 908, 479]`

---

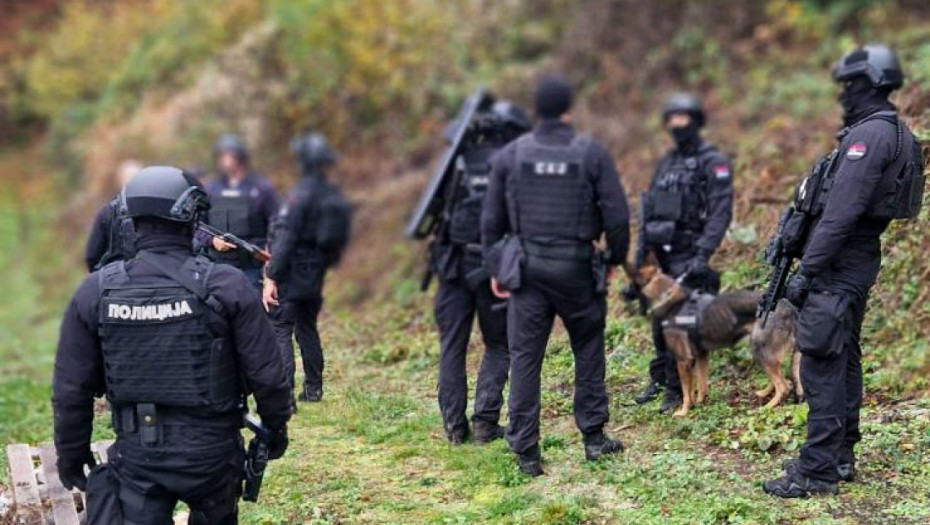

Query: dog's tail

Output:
[718, 290, 764, 324]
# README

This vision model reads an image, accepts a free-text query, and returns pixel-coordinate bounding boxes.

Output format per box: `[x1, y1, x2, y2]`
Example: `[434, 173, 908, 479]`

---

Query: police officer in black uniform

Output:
[85, 160, 143, 271]
[482, 76, 631, 475]
[54, 166, 291, 524]
[433, 101, 531, 445]
[199, 134, 279, 289]
[632, 94, 733, 413]
[265, 133, 348, 404]
[763, 44, 922, 498]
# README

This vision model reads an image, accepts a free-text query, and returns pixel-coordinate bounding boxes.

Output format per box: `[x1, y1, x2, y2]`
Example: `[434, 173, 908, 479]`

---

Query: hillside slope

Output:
[1, 1, 929, 523]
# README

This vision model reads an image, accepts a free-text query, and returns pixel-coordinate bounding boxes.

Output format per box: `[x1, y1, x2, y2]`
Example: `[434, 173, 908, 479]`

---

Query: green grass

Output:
[232, 307, 929, 525]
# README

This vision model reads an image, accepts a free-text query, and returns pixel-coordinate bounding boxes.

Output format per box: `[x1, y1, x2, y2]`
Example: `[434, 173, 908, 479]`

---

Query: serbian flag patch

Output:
[713, 164, 731, 179]
[846, 142, 867, 161]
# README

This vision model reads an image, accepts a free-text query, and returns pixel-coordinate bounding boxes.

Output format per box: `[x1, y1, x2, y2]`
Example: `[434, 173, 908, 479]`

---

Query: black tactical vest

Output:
[208, 185, 266, 240]
[96, 255, 239, 413]
[641, 146, 718, 248]
[507, 133, 599, 242]
[447, 144, 498, 245]
[647, 147, 715, 224]
[796, 111, 923, 221]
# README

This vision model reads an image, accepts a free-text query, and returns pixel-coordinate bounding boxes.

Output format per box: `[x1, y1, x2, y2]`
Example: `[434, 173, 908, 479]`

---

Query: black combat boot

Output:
[782, 458, 856, 483]
[472, 421, 505, 445]
[516, 445, 544, 477]
[763, 471, 838, 498]
[583, 431, 625, 461]
[658, 392, 682, 414]
[298, 384, 323, 403]
[635, 381, 663, 404]
[445, 422, 470, 445]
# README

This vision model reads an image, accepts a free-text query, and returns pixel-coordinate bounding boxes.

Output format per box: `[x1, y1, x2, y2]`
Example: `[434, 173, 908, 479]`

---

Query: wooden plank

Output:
[6, 444, 44, 525]
[38, 445, 81, 525]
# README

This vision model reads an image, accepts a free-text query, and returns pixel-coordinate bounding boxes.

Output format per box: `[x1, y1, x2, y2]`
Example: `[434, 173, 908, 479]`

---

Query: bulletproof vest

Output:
[96, 255, 239, 413]
[447, 143, 498, 244]
[645, 147, 714, 226]
[796, 111, 924, 221]
[207, 183, 266, 239]
[96, 199, 136, 270]
[507, 133, 599, 242]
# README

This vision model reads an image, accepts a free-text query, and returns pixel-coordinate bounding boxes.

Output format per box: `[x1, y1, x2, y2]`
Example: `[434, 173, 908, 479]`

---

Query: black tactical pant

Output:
[90, 428, 244, 525]
[272, 296, 324, 394]
[797, 287, 867, 482]
[506, 256, 608, 454]
[648, 250, 720, 395]
[435, 276, 509, 435]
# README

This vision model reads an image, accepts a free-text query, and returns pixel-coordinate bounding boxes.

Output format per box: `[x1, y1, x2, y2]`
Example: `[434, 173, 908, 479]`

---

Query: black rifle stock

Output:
[198, 223, 271, 263]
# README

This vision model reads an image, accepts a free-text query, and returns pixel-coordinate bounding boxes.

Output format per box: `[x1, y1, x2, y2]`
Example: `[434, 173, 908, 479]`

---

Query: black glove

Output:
[58, 450, 96, 492]
[687, 251, 710, 276]
[621, 284, 639, 303]
[785, 271, 812, 308]
[267, 427, 289, 460]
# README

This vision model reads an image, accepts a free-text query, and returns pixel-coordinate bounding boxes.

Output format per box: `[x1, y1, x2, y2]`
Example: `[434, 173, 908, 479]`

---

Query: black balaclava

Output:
[534, 75, 573, 120]
[669, 120, 702, 154]
[839, 76, 895, 127]
[133, 217, 193, 250]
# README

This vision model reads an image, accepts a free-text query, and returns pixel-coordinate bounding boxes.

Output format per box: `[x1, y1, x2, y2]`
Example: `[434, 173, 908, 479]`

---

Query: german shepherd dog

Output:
[627, 255, 800, 416]
[750, 298, 803, 408]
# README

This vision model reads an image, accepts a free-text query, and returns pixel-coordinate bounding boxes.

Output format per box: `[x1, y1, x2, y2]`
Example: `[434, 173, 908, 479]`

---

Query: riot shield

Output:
[405, 88, 494, 239]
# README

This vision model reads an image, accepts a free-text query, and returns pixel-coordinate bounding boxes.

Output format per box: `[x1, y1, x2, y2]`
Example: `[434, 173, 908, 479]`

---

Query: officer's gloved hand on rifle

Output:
[58, 449, 96, 491]
[686, 250, 711, 276]
[267, 426, 289, 460]
[785, 271, 813, 308]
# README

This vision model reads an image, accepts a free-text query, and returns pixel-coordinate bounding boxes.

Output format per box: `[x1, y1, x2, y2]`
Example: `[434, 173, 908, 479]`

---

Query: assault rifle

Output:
[242, 414, 270, 502]
[756, 208, 811, 326]
[198, 223, 271, 263]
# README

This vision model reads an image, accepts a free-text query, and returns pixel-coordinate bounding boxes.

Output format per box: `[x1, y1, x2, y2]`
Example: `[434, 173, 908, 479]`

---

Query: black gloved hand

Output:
[785, 271, 812, 308]
[58, 450, 96, 492]
[267, 427, 289, 460]
[621, 284, 639, 303]
[687, 251, 710, 276]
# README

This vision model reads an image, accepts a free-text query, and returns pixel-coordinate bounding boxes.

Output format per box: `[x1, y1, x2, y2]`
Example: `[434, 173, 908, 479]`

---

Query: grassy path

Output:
[238, 310, 930, 525]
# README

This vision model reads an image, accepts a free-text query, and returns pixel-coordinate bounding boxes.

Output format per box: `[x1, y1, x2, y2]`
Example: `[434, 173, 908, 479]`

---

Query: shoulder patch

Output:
[713, 164, 731, 180]
[846, 142, 867, 161]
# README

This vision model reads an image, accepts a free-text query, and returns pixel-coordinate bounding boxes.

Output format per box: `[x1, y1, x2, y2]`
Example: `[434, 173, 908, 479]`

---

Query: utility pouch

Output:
[796, 291, 849, 359]
[486, 237, 524, 291]
[643, 221, 676, 246]
[137, 403, 161, 447]
[86, 463, 123, 525]
[649, 191, 683, 221]
[432, 243, 461, 282]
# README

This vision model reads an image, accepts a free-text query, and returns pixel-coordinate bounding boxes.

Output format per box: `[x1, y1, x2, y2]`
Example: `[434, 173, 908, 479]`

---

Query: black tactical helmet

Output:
[490, 101, 532, 133]
[662, 93, 706, 128]
[213, 133, 249, 162]
[290, 132, 338, 171]
[833, 43, 904, 90]
[120, 165, 209, 223]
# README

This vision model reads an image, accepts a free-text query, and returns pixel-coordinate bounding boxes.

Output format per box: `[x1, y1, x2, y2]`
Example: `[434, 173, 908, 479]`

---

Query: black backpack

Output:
[316, 182, 353, 266]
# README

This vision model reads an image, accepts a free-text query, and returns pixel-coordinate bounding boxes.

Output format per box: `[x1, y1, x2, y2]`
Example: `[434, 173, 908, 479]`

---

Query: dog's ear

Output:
[644, 249, 660, 270]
